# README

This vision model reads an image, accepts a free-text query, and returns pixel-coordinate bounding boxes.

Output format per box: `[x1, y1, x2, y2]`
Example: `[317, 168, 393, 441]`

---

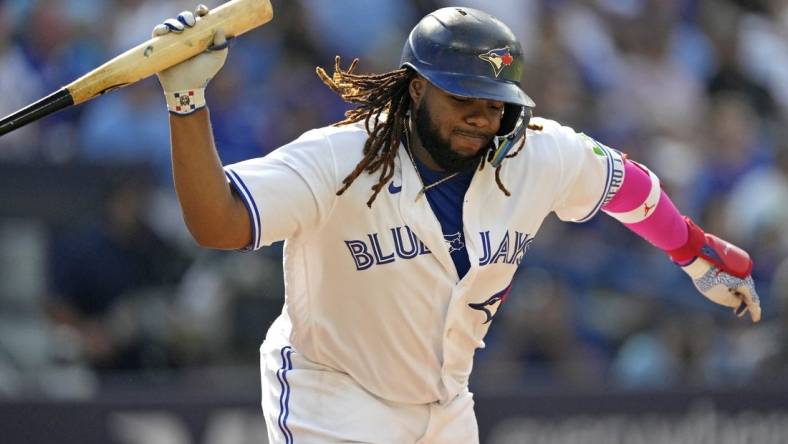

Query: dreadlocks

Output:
[316, 56, 542, 206]
[316, 56, 411, 207]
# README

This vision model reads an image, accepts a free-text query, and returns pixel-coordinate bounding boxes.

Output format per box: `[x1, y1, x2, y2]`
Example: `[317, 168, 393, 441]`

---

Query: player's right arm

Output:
[155, 6, 251, 250]
[169, 110, 251, 249]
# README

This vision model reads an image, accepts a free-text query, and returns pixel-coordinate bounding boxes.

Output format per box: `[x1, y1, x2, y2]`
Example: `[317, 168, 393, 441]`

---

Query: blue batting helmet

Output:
[400, 7, 535, 136]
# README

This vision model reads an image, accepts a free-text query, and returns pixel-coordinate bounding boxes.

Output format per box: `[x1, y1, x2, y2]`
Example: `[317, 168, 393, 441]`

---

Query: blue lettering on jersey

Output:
[479, 231, 534, 266]
[509, 231, 533, 265]
[390, 226, 419, 259]
[345, 225, 431, 271]
[490, 231, 510, 264]
[344, 240, 375, 271]
[368, 233, 395, 264]
[345, 227, 534, 271]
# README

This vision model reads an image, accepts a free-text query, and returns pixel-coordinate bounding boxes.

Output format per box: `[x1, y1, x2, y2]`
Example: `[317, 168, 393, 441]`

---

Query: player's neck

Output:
[407, 118, 445, 172]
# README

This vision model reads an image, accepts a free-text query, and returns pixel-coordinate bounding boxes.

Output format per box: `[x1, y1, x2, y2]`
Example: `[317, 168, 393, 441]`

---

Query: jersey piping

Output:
[226, 169, 262, 250]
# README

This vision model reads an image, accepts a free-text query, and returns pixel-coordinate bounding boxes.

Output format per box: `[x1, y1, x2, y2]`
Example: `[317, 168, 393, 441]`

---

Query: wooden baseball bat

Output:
[0, 0, 273, 137]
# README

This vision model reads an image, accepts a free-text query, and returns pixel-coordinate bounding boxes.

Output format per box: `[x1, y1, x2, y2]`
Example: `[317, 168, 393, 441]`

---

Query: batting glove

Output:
[153, 5, 229, 115]
[669, 217, 762, 323]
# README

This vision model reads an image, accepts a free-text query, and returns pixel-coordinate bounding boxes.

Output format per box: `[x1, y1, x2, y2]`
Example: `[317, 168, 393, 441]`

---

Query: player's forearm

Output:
[602, 158, 760, 320]
[169, 108, 251, 249]
[603, 160, 688, 252]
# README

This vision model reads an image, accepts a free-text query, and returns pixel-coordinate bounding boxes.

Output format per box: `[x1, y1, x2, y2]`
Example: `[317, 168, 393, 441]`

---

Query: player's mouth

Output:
[452, 130, 492, 154]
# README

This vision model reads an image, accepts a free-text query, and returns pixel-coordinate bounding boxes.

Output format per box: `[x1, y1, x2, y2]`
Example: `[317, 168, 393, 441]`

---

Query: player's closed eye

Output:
[451, 95, 502, 111]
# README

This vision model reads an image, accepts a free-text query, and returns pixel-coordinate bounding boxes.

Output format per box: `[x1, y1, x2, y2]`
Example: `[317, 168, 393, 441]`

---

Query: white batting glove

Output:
[670, 218, 762, 323]
[153, 5, 228, 115]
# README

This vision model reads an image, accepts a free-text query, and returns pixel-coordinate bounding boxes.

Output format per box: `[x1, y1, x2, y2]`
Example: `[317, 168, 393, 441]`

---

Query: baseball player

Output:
[154, 6, 762, 444]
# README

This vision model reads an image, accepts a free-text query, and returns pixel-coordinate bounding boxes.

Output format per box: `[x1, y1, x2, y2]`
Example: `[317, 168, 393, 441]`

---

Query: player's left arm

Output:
[548, 124, 760, 322]
[602, 158, 762, 322]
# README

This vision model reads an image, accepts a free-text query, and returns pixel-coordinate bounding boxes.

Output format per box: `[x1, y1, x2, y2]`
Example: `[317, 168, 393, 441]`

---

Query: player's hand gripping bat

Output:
[0, 0, 273, 137]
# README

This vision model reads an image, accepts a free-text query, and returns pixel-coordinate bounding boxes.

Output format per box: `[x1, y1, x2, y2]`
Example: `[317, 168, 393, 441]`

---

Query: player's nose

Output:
[464, 100, 503, 131]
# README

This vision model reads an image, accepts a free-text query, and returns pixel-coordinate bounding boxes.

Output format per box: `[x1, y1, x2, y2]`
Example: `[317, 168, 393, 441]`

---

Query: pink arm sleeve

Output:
[602, 160, 688, 251]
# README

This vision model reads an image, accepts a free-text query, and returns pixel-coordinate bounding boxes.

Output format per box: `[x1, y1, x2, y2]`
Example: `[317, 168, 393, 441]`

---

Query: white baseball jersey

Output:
[224, 117, 624, 405]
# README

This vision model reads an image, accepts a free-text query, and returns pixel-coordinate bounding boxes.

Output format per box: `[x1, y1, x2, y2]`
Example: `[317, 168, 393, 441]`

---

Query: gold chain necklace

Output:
[403, 124, 461, 201]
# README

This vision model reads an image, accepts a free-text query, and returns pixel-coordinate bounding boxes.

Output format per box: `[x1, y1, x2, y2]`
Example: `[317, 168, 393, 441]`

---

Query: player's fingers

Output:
[152, 23, 170, 37]
[195, 4, 210, 17]
[176, 10, 196, 28]
[152, 9, 195, 38]
[208, 29, 229, 51]
[737, 286, 762, 323]
[730, 282, 761, 322]
[163, 17, 186, 33]
[734, 301, 748, 317]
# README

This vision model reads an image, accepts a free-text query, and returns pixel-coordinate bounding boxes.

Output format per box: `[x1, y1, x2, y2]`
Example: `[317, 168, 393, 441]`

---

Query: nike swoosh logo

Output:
[388, 181, 402, 194]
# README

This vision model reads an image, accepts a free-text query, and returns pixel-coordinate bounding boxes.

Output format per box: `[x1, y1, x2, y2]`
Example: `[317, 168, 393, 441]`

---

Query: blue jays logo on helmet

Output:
[478, 47, 514, 78]
[400, 8, 535, 135]
[468, 284, 512, 324]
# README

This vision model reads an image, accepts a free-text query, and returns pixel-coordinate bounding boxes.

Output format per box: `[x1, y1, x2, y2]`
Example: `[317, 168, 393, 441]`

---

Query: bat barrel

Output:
[0, 0, 273, 138]
[0, 89, 74, 137]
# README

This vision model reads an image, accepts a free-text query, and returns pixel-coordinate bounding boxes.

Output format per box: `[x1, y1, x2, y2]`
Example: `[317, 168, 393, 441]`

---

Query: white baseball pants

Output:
[259, 342, 479, 444]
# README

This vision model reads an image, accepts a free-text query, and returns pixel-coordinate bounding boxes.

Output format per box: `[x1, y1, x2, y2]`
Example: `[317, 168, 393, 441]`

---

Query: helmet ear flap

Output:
[498, 105, 531, 136]
[490, 107, 532, 167]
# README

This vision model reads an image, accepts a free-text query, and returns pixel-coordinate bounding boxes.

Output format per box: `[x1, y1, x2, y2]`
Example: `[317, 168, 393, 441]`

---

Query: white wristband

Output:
[165, 88, 206, 115]
[604, 162, 661, 224]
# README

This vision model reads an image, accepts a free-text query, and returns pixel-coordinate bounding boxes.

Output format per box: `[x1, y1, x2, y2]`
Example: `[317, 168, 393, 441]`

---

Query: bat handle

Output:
[0, 89, 75, 137]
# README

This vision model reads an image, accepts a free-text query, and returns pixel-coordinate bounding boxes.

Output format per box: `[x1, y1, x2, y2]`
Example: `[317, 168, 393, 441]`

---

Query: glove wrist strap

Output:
[669, 216, 753, 278]
[165, 88, 206, 115]
[667, 217, 705, 264]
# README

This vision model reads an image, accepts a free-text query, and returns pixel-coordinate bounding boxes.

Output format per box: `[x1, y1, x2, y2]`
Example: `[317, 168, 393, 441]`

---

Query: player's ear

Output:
[409, 76, 426, 108]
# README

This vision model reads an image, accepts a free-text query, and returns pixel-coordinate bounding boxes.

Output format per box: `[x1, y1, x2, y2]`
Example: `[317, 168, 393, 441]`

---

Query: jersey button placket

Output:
[441, 283, 469, 377]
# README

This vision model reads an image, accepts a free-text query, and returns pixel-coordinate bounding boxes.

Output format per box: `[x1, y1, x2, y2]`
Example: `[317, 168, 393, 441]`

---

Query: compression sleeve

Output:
[602, 159, 688, 251]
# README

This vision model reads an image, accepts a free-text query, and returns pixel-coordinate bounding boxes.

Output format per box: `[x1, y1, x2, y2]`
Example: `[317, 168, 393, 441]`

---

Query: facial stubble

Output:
[412, 103, 492, 173]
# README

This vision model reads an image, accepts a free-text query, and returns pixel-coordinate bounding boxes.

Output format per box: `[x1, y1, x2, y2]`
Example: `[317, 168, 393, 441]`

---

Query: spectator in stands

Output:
[46, 177, 189, 371]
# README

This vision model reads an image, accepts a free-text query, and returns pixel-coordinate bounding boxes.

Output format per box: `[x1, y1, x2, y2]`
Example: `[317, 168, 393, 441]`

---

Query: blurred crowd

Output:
[0, 0, 786, 400]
